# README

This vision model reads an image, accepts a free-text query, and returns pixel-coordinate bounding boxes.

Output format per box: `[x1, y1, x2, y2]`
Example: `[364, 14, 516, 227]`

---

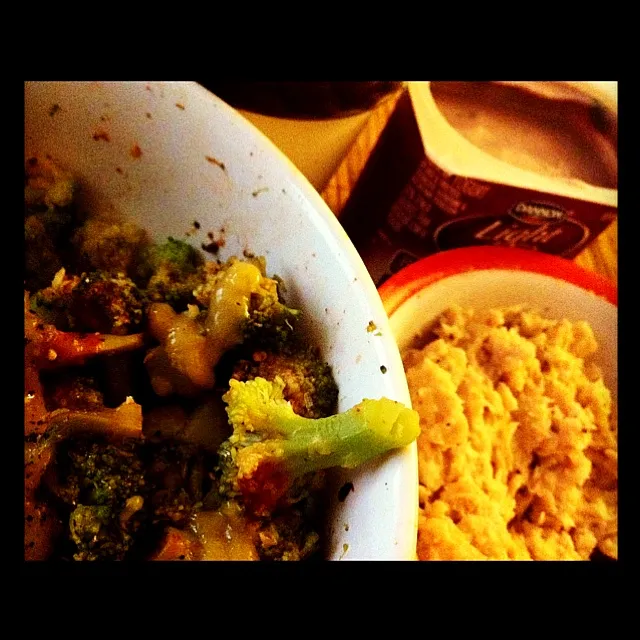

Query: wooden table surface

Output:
[321, 90, 618, 285]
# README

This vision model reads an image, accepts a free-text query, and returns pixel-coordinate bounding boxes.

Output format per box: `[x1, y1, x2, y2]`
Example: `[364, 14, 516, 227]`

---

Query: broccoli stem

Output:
[221, 377, 420, 515]
[240, 397, 419, 476]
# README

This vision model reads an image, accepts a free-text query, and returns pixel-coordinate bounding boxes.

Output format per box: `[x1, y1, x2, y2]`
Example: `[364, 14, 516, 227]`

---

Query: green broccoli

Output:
[57, 439, 148, 561]
[71, 271, 144, 335]
[28, 269, 80, 330]
[24, 216, 65, 292]
[25, 156, 81, 291]
[73, 217, 147, 276]
[137, 237, 205, 310]
[144, 442, 209, 527]
[216, 376, 420, 517]
[254, 504, 322, 561]
[232, 345, 338, 419]
[25, 155, 77, 212]
[29, 268, 144, 336]
[49, 435, 212, 561]
[241, 278, 302, 350]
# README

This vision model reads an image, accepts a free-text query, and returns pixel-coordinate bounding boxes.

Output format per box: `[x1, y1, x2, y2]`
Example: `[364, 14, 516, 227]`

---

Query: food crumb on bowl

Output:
[205, 156, 226, 171]
[92, 130, 110, 142]
[405, 304, 617, 561]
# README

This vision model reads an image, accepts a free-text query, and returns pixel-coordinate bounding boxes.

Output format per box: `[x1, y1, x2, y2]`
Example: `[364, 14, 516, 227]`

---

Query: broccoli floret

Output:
[137, 237, 205, 310]
[52, 436, 211, 561]
[232, 346, 338, 419]
[73, 218, 146, 276]
[254, 505, 321, 561]
[28, 269, 144, 341]
[144, 443, 208, 527]
[139, 236, 203, 279]
[25, 157, 81, 291]
[72, 271, 144, 335]
[25, 215, 65, 292]
[29, 269, 80, 331]
[58, 440, 148, 561]
[25, 155, 77, 212]
[217, 377, 420, 517]
[243, 290, 302, 351]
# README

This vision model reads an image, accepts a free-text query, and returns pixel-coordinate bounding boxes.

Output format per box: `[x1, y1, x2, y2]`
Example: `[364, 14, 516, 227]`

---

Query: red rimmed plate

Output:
[379, 246, 617, 318]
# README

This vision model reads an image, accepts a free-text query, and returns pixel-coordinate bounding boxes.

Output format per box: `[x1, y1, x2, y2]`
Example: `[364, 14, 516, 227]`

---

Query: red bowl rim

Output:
[379, 246, 618, 317]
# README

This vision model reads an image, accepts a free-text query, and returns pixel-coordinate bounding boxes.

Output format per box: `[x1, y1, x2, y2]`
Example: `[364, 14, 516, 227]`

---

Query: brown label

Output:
[337, 92, 617, 287]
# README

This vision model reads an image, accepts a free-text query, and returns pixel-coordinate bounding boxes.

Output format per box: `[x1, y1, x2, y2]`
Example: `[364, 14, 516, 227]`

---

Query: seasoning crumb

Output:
[193, 221, 201, 230]
[252, 187, 269, 197]
[380, 365, 387, 374]
[374, 331, 383, 337]
[340, 543, 349, 559]
[92, 130, 110, 142]
[205, 156, 226, 171]
[49, 104, 60, 117]
[176, 103, 185, 110]
[344, 523, 349, 532]
[202, 240, 222, 255]
[146, 112, 152, 119]
[130, 144, 143, 159]
[115, 167, 123, 175]
[337, 481, 354, 502]
[367, 321, 377, 333]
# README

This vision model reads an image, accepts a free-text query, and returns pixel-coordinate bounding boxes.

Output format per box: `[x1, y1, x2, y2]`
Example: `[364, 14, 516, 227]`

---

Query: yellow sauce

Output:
[205, 261, 263, 357]
[191, 503, 259, 561]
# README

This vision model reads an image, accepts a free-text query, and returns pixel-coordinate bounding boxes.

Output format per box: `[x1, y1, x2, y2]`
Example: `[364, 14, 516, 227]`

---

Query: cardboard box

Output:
[338, 82, 617, 287]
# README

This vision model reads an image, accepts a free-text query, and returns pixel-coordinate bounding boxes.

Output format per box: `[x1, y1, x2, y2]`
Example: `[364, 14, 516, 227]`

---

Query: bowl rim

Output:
[379, 246, 617, 317]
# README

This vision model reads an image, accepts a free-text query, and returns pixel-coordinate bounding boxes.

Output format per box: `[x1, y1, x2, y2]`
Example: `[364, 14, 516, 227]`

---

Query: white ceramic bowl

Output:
[24, 81, 418, 561]
[380, 246, 617, 405]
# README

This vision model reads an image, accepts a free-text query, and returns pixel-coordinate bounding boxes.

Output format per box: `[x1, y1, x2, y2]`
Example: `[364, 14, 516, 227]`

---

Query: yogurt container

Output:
[337, 81, 618, 287]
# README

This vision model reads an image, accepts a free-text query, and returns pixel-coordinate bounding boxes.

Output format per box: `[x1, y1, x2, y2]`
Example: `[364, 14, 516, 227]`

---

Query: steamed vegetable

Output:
[216, 376, 421, 516]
